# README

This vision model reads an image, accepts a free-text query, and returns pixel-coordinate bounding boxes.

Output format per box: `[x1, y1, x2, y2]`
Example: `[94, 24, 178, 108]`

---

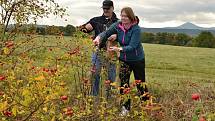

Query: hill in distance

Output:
[141, 22, 215, 36]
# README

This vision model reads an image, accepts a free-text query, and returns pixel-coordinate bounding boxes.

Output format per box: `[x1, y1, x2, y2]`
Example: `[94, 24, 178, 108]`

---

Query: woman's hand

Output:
[93, 36, 100, 46]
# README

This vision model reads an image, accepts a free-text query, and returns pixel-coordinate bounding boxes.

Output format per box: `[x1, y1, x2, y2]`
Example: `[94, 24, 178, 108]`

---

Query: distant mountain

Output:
[164, 22, 215, 30]
[141, 22, 215, 36]
[207, 27, 215, 30]
[165, 22, 204, 30]
[179, 22, 203, 29]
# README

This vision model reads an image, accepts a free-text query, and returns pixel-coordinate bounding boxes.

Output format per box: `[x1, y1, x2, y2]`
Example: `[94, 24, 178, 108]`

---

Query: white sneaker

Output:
[119, 106, 129, 116]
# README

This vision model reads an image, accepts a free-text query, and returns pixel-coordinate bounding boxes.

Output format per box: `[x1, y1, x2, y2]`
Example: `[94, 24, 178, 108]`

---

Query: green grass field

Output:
[145, 43, 215, 80]
[142, 43, 215, 120]
[144, 43, 215, 90]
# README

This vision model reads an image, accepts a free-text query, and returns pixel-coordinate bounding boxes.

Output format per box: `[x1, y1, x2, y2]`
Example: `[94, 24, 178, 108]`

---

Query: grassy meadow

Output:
[144, 44, 215, 120]
[144, 43, 215, 92]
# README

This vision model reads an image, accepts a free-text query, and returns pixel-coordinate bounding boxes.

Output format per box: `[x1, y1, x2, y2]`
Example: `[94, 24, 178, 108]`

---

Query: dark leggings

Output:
[119, 59, 148, 110]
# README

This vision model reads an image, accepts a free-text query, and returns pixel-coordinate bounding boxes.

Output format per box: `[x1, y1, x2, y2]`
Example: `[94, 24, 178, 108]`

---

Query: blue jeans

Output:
[91, 51, 116, 97]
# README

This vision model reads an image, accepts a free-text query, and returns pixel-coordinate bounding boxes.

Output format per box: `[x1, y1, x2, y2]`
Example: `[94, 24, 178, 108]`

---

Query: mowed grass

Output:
[144, 43, 215, 89]
[142, 43, 215, 120]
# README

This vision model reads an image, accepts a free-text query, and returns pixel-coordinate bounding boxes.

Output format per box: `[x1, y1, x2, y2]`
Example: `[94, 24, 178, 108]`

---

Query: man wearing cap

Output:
[79, 0, 118, 99]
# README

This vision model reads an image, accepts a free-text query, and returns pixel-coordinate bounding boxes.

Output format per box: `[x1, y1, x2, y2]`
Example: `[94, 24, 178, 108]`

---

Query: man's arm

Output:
[79, 23, 93, 33]
[107, 34, 117, 51]
[79, 17, 97, 33]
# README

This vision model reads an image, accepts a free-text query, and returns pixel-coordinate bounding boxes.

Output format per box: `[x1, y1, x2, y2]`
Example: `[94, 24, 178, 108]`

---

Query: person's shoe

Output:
[119, 106, 129, 116]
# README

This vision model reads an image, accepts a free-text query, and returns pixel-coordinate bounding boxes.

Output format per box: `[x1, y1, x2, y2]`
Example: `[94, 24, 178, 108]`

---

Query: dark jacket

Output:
[86, 13, 118, 49]
[99, 21, 144, 61]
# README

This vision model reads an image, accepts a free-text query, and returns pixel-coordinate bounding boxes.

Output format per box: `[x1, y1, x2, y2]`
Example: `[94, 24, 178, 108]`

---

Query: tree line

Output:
[141, 31, 215, 48]
[4, 24, 76, 36]
[37, 24, 76, 36]
[4, 24, 215, 48]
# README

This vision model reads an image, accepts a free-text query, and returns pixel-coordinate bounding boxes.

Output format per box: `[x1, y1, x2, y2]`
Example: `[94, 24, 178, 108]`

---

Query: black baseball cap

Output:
[102, 0, 113, 9]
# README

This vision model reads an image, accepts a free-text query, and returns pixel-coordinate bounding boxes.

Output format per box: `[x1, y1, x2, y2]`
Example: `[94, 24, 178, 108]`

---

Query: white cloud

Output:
[37, 0, 215, 28]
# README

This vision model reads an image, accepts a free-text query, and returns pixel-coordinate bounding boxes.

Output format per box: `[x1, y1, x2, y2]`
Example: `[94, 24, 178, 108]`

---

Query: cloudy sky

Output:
[38, 0, 215, 28]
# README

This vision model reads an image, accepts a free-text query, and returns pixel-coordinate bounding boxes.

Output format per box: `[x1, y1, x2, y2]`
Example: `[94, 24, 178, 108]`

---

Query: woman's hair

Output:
[121, 7, 136, 23]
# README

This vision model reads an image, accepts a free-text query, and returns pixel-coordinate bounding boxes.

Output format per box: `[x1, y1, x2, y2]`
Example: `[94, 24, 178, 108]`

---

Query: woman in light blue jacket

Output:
[93, 7, 150, 116]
